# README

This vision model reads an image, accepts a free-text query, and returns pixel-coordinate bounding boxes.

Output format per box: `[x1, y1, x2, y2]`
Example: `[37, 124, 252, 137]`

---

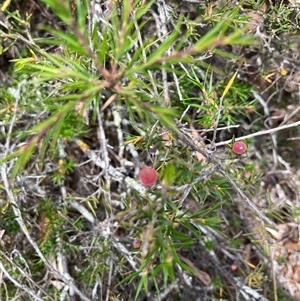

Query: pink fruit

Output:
[133, 238, 141, 248]
[139, 166, 158, 186]
[232, 141, 247, 155]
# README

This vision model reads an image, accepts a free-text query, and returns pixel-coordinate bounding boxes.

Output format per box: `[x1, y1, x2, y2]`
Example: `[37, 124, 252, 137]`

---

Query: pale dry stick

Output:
[141, 214, 157, 258]
[105, 256, 114, 301]
[68, 195, 139, 272]
[179, 104, 191, 123]
[58, 186, 78, 301]
[112, 109, 125, 160]
[177, 129, 213, 160]
[69, 200, 95, 224]
[2, 32, 35, 48]
[236, 258, 270, 301]
[91, 0, 113, 32]
[239, 285, 270, 301]
[98, 99, 110, 175]
[211, 95, 224, 147]
[199, 225, 241, 263]
[154, 0, 174, 105]
[178, 62, 211, 123]
[0, 169, 92, 301]
[268, 124, 279, 168]
[253, 90, 279, 167]
[3, 83, 21, 157]
[218, 166, 276, 227]
[148, 120, 160, 138]
[166, 47, 185, 122]
[152, 282, 178, 301]
[214, 119, 300, 147]
[255, 22, 274, 53]
[199, 226, 247, 293]
[97, 98, 113, 222]
[112, 238, 139, 272]
[85, 149, 127, 182]
[0, 249, 55, 301]
[133, 14, 159, 96]
[179, 164, 219, 204]
[86, 1, 103, 126]
[270, 246, 278, 301]
[0, 262, 44, 301]
[57, 249, 76, 301]
[258, 75, 282, 105]
[91, 277, 101, 301]
[0, 275, 8, 301]
[279, 104, 300, 126]
[127, 142, 141, 177]
[170, 60, 183, 103]
[252, 90, 270, 117]
[87, 0, 97, 54]
[196, 233, 239, 291]
[183, 124, 240, 132]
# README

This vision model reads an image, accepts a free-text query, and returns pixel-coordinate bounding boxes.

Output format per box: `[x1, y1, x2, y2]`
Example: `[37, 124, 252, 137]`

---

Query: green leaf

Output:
[41, 0, 72, 24]
[9, 101, 77, 179]
[44, 28, 88, 55]
[75, 0, 87, 33]
[151, 106, 178, 131]
[222, 70, 238, 98]
[162, 163, 176, 186]
[134, 271, 148, 301]
[128, 25, 180, 72]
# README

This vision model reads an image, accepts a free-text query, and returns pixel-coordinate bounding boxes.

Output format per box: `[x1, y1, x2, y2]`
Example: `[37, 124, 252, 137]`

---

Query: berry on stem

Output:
[232, 141, 247, 155]
[139, 166, 158, 186]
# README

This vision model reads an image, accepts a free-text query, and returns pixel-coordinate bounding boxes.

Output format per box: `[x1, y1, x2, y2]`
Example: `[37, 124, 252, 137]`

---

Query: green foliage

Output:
[1, 0, 256, 178]
[77, 238, 113, 287]
[52, 158, 76, 185]
[265, 1, 299, 36]
[118, 185, 224, 299]
[0, 206, 19, 234]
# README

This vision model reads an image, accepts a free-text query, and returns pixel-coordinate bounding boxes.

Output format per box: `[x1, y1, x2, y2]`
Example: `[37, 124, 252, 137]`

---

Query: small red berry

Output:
[133, 238, 141, 248]
[139, 166, 158, 186]
[232, 141, 247, 155]
[105, 2, 113, 10]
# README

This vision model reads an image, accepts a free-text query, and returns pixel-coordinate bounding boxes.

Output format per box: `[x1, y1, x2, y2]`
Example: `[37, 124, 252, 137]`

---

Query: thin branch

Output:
[0, 249, 55, 301]
[0, 262, 44, 301]
[176, 130, 276, 227]
[211, 95, 224, 146]
[0, 169, 92, 301]
[217, 166, 276, 227]
[4, 83, 21, 157]
[214, 119, 300, 147]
